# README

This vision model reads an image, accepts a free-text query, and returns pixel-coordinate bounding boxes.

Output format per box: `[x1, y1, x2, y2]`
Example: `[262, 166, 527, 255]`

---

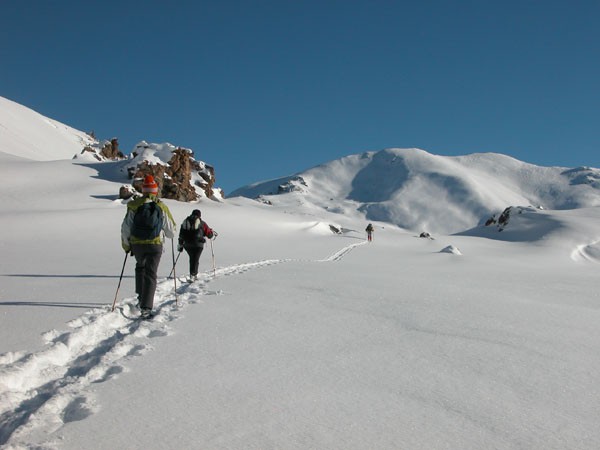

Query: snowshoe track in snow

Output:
[0, 241, 362, 447]
[570, 240, 600, 263]
[318, 241, 366, 262]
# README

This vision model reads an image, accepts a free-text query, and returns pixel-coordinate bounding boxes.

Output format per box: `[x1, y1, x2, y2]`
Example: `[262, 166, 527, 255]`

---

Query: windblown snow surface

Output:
[1, 97, 600, 449]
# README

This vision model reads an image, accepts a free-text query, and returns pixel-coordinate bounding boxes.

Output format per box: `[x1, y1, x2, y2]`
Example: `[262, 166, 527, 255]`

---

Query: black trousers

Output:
[131, 243, 162, 310]
[184, 245, 204, 276]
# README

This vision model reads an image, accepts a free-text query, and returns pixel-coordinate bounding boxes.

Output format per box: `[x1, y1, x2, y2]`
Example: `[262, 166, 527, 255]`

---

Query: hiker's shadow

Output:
[3, 274, 133, 279]
[0, 300, 105, 309]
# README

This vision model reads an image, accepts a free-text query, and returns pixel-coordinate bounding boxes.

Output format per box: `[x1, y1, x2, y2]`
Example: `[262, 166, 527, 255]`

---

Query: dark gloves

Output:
[177, 244, 183, 252]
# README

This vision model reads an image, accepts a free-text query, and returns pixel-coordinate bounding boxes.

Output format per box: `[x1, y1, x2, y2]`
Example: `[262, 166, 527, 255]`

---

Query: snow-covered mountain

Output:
[231, 148, 600, 234]
[2, 97, 600, 449]
[5, 93, 600, 236]
[0, 95, 220, 201]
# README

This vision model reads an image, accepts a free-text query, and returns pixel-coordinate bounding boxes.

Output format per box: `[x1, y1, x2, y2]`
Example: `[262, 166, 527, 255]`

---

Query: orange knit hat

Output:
[142, 175, 158, 194]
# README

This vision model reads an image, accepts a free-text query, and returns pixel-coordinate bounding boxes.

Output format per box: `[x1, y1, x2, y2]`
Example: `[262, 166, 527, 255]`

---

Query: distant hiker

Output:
[366, 223, 374, 242]
[177, 209, 216, 281]
[121, 175, 175, 318]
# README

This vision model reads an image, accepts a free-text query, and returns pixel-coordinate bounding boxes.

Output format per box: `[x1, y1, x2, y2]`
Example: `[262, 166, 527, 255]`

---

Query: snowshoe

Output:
[140, 308, 154, 320]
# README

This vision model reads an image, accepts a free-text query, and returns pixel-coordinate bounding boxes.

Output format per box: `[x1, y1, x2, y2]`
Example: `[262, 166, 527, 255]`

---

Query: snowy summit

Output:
[231, 148, 600, 234]
[1, 96, 600, 449]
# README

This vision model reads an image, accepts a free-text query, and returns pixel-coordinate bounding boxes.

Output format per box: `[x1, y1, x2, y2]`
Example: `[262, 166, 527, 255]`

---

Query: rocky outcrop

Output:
[100, 138, 125, 160]
[483, 207, 513, 231]
[194, 161, 216, 198]
[119, 185, 137, 200]
[255, 196, 273, 205]
[129, 162, 167, 197]
[121, 143, 218, 201]
[484, 206, 535, 232]
[484, 215, 497, 226]
[79, 138, 126, 161]
[79, 146, 101, 160]
[164, 148, 201, 202]
[277, 176, 307, 194]
[329, 224, 342, 234]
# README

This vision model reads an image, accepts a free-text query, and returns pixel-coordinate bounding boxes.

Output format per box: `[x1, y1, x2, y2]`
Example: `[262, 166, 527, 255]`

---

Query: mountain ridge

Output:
[3, 95, 599, 235]
[230, 148, 600, 234]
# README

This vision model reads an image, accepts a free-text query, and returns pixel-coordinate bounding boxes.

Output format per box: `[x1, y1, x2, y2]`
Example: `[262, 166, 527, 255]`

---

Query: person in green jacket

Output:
[121, 175, 175, 318]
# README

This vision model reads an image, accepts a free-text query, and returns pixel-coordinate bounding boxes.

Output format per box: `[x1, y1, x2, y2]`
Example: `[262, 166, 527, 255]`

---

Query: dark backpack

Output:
[180, 216, 205, 244]
[131, 201, 163, 240]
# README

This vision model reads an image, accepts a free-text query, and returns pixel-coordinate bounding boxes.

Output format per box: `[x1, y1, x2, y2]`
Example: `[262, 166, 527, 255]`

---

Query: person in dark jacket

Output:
[365, 223, 374, 242]
[177, 209, 216, 281]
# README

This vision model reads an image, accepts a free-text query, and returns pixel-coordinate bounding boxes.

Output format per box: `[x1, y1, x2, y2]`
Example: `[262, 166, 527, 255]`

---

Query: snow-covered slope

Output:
[0, 96, 94, 160]
[2, 148, 600, 449]
[2, 98, 600, 449]
[231, 148, 600, 234]
[0, 96, 222, 202]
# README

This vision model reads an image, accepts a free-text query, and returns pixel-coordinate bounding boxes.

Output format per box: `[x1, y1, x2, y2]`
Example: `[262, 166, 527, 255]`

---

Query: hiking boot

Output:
[140, 308, 153, 319]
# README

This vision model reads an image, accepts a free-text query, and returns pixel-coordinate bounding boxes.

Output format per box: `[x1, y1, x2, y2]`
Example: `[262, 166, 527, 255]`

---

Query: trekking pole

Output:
[171, 239, 178, 306]
[111, 253, 128, 312]
[210, 237, 216, 277]
[168, 251, 181, 279]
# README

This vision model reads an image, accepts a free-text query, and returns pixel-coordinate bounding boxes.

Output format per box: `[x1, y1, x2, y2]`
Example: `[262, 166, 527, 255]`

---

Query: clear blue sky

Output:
[2, 1, 599, 193]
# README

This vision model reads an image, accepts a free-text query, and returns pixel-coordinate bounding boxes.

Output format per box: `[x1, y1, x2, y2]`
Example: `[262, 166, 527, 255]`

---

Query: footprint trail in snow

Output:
[0, 241, 364, 448]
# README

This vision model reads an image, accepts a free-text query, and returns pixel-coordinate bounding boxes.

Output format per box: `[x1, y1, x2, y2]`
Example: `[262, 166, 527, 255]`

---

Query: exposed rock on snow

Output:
[459, 206, 574, 243]
[122, 142, 218, 201]
[255, 196, 273, 205]
[277, 176, 308, 194]
[119, 184, 137, 200]
[484, 206, 538, 232]
[329, 224, 342, 234]
[100, 138, 125, 160]
[78, 138, 126, 161]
